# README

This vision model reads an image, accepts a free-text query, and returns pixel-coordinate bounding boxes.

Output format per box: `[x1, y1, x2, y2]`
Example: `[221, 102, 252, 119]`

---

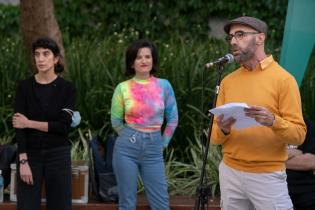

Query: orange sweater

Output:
[211, 55, 306, 173]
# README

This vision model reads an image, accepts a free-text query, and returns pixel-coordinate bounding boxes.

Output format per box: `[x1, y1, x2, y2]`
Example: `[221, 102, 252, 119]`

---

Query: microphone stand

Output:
[194, 62, 225, 210]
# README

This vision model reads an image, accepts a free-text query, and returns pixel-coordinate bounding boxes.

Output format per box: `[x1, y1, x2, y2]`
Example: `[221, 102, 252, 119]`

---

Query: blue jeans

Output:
[113, 126, 169, 210]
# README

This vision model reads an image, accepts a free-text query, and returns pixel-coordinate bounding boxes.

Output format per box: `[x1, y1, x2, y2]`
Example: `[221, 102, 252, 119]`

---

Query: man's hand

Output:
[217, 114, 236, 135]
[12, 113, 29, 129]
[244, 105, 275, 126]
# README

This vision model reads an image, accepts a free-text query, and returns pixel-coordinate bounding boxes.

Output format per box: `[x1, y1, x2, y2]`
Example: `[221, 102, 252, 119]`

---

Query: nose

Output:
[230, 36, 237, 45]
[37, 54, 44, 62]
[140, 57, 148, 64]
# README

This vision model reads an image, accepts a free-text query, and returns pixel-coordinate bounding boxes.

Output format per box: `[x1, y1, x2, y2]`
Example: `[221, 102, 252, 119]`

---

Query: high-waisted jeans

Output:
[113, 126, 169, 210]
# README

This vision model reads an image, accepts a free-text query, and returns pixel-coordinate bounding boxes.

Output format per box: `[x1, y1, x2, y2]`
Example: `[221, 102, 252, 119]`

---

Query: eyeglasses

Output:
[226, 31, 260, 42]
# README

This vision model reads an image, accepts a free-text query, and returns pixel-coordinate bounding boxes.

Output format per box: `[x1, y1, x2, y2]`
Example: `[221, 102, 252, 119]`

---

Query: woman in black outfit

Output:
[12, 37, 75, 210]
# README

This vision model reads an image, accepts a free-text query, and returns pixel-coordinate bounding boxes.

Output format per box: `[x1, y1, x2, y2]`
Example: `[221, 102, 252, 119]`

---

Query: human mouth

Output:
[231, 45, 240, 55]
[232, 49, 240, 56]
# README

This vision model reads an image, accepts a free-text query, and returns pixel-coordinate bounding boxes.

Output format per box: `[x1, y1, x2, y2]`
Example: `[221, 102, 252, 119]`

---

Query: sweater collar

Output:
[260, 55, 274, 70]
[242, 55, 274, 71]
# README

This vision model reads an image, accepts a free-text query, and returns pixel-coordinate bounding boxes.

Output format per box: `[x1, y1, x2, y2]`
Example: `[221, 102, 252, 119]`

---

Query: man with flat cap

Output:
[210, 16, 306, 210]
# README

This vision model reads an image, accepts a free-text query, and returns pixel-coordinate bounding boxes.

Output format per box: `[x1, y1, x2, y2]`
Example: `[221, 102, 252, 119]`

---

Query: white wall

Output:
[0, 0, 19, 5]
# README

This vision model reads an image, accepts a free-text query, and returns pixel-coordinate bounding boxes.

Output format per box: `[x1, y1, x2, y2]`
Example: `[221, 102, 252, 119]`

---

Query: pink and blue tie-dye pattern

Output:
[111, 76, 178, 147]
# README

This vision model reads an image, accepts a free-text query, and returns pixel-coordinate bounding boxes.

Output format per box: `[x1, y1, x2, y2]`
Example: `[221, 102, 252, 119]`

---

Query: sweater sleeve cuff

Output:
[218, 129, 230, 139]
[271, 115, 282, 130]
[161, 135, 172, 148]
[211, 128, 230, 145]
[48, 121, 68, 134]
[48, 121, 57, 133]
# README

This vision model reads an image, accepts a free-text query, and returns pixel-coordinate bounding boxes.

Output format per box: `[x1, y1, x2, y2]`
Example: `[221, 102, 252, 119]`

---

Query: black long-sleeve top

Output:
[287, 117, 315, 194]
[14, 76, 75, 154]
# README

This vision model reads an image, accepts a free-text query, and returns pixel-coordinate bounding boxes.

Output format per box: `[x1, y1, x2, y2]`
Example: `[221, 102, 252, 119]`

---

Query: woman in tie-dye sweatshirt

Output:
[111, 39, 178, 210]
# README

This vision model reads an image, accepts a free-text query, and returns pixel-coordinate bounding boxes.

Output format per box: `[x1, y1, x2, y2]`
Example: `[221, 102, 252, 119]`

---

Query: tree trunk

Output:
[20, 0, 65, 72]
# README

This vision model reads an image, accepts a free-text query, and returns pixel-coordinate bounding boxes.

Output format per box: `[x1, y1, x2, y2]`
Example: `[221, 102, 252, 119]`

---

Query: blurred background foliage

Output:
[1, 0, 314, 195]
[1, 0, 288, 43]
[300, 47, 315, 121]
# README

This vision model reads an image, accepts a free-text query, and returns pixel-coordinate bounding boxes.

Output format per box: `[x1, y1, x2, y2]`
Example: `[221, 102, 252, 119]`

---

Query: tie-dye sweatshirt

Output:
[111, 76, 178, 147]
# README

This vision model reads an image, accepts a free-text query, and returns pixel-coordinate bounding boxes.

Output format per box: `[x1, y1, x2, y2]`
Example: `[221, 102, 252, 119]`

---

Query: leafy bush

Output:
[1, 0, 288, 45]
[0, 36, 29, 143]
[0, 4, 19, 37]
[53, 0, 288, 43]
[165, 133, 222, 196]
[300, 46, 315, 121]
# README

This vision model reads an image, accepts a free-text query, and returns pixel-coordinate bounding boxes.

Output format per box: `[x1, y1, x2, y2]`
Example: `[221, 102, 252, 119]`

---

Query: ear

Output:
[256, 33, 266, 46]
[54, 56, 60, 65]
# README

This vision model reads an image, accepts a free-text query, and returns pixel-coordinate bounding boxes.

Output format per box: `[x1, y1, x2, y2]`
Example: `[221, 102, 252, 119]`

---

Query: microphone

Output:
[205, 53, 234, 68]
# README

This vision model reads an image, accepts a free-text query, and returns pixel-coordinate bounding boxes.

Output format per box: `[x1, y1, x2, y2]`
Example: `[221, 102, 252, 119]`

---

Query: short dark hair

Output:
[125, 39, 158, 76]
[32, 37, 64, 73]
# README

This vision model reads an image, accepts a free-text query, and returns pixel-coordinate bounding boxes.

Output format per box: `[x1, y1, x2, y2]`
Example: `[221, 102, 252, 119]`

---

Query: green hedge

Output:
[1, 0, 288, 43]
[300, 46, 315, 122]
[0, 4, 19, 37]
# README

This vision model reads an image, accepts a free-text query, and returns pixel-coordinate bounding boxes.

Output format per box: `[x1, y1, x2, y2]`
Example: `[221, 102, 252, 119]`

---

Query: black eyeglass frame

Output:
[226, 31, 260, 42]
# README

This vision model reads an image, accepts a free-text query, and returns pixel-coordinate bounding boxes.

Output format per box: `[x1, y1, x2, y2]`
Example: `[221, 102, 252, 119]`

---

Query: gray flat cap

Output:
[224, 16, 268, 35]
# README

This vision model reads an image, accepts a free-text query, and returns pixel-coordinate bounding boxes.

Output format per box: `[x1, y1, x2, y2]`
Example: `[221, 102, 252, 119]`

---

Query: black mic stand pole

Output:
[194, 62, 225, 210]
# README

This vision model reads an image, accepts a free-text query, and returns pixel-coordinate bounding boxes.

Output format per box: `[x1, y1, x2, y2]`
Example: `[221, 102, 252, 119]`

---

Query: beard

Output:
[231, 38, 257, 63]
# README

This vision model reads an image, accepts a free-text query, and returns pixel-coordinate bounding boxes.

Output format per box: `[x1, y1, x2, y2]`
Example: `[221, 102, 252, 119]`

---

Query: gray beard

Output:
[232, 39, 256, 63]
[235, 51, 255, 63]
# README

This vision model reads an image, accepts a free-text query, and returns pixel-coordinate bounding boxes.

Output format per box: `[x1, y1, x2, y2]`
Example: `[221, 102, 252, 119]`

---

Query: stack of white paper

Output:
[209, 103, 261, 129]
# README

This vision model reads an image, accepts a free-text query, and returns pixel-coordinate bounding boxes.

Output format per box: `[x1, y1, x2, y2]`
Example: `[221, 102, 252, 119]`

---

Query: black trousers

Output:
[17, 146, 72, 210]
[291, 192, 315, 210]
